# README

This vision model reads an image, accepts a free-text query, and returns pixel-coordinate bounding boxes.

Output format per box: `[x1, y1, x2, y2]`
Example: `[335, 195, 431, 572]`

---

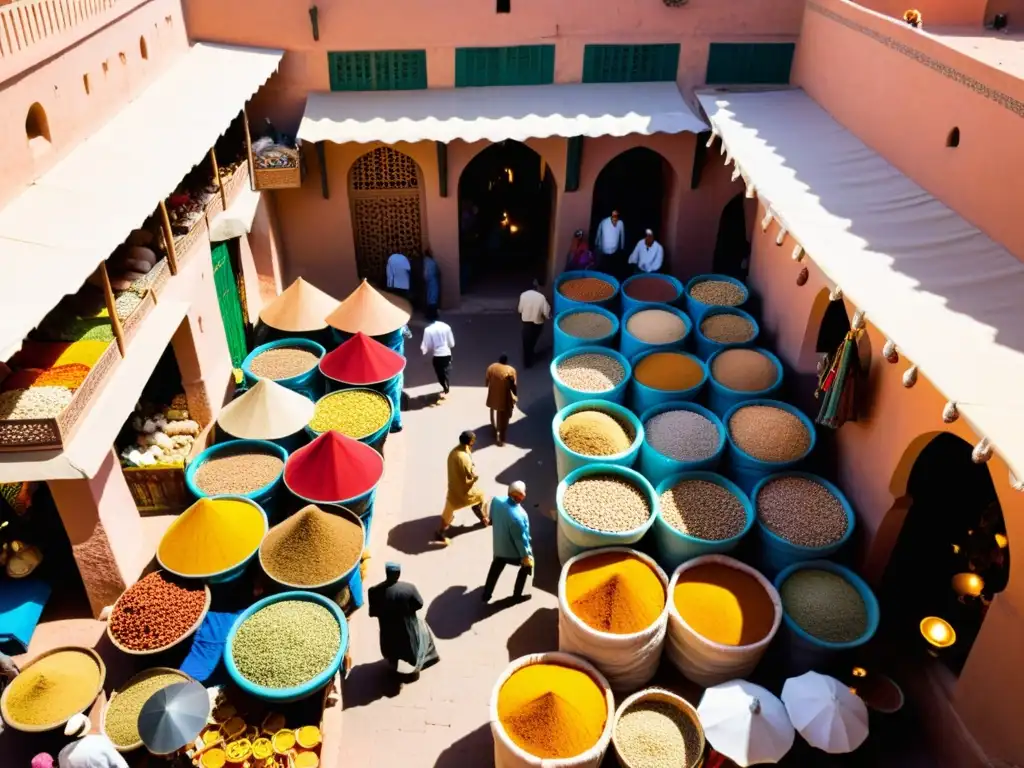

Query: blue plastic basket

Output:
[706, 347, 784, 417]
[224, 590, 349, 702]
[552, 399, 644, 482]
[553, 307, 620, 357]
[186, 440, 289, 518]
[620, 273, 684, 316]
[693, 307, 760, 361]
[638, 401, 726, 486]
[216, 425, 309, 455]
[723, 399, 816, 495]
[259, 504, 364, 595]
[307, 388, 393, 455]
[684, 274, 750, 323]
[629, 349, 708, 415]
[619, 304, 692, 362]
[243, 339, 326, 402]
[551, 346, 632, 411]
[652, 471, 754, 572]
[554, 270, 621, 315]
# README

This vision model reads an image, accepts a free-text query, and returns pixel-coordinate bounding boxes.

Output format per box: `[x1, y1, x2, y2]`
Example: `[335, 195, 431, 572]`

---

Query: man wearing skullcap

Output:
[368, 562, 439, 679]
[628, 229, 664, 274]
[482, 481, 533, 603]
[57, 714, 128, 768]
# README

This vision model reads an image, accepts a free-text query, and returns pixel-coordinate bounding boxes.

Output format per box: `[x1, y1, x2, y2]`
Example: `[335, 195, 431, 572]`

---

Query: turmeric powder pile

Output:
[4, 649, 101, 726]
[158, 498, 265, 576]
[497, 663, 606, 759]
[566, 551, 666, 634]
[673, 562, 776, 646]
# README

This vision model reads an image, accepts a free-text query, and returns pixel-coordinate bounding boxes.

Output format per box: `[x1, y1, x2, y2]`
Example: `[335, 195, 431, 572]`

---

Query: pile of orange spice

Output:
[565, 551, 665, 634]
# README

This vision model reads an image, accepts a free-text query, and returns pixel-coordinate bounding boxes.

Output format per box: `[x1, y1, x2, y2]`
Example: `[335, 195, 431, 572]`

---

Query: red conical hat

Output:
[324, 280, 412, 336]
[284, 430, 384, 503]
[319, 332, 406, 385]
[260, 278, 341, 332]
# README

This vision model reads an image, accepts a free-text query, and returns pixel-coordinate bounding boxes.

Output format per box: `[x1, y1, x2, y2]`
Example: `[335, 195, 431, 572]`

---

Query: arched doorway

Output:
[458, 141, 555, 295]
[712, 193, 749, 280]
[348, 147, 424, 288]
[590, 147, 669, 262]
[881, 434, 1010, 675]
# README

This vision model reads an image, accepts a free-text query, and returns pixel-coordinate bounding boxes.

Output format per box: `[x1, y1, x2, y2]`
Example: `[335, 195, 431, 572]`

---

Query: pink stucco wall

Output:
[853, 0, 987, 25]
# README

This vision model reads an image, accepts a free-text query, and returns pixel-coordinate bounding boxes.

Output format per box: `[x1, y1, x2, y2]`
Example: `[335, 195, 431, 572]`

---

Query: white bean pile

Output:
[660, 479, 748, 541]
[689, 279, 745, 307]
[555, 353, 625, 393]
[645, 410, 720, 462]
[563, 475, 650, 532]
[756, 476, 848, 547]
[0, 386, 74, 420]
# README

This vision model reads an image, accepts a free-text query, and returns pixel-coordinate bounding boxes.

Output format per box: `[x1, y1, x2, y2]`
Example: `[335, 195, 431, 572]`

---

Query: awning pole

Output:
[159, 201, 179, 275]
[211, 148, 228, 209]
[97, 263, 127, 357]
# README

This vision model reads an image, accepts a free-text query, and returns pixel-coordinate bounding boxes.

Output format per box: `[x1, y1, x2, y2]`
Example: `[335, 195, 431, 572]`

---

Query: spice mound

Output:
[0, 386, 74, 420]
[673, 563, 776, 646]
[566, 551, 665, 634]
[558, 312, 613, 340]
[261, 505, 363, 587]
[249, 346, 320, 380]
[616, 699, 702, 768]
[4, 649, 101, 727]
[559, 411, 632, 457]
[728, 405, 810, 463]
[158, 498, 265, 577]
[192, 449, 284, 497]
[701, 313, 755, 344]
[555, 353, 625, 393]
[309, 389, 391, 439]
[626, 309, 687, 345]
[645, 410, 720, 462]
[660, 479, 747, 541]
[780, 569, 868, 643]
[689, 279, 745, 307]
[712, 348, 777, 392]
[497, 663, 607, 759]
[756, 475, 848, 547]
[232, 600, 341, 689]
[634, 352, 703, 391]
[284, 430, 383, 503]
[624, 276, 679, 303]
[105, 671, 188, 747]
[559, 277, 615, 303]
[109, 571, 207, 651]
[563, 474, 650, 533]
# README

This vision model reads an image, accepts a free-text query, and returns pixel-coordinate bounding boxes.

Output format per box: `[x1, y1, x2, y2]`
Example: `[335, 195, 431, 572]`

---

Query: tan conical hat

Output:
[259, 278, 341, 333]
[324, 279, 412, 336]
[217, 379, 315, 440]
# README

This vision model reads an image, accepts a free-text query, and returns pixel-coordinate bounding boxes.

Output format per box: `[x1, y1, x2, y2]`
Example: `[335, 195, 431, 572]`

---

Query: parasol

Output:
[781, 671, 869, 754]
[137, 681, 211, 755]
[698, 680, 794, 766]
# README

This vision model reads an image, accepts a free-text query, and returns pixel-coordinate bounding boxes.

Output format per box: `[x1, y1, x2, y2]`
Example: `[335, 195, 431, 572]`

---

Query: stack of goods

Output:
[0, 340, 112, 421]
[168, 187, 216, 237]
[252, 136, 300, 171]
[108, 571, 207, 652]
[157, 497, 266, 578]
[249, 345, 321, 382]
[728, 404, 811, 463]
[554, 352, 625, 395]
[191, 444, 285, 497]
[623, 276, 679, 304]
[197, 693, 322, 768]
[688, 278, 746, 309]
[120, 395, 201, 468]
[755, 476, 849, 548]
[309, 389, 392, 441]
[2, 648, 102, 729]
[284, 431, 384, 505]
[260, 505, 363, 587]
[659, 478, 748, 541]
[700, 312, 756, 344]
[778, 568, 868, 643]
[565, 551, 665, 634]
[559, 276, 616, 304]
[562, 474, 651, 533]
[673, 562, 776, 647]
[104, 669, 191, 749]
[644, 409, 720, 462]
[259, 278, 340, 335]
[711, 349, 777, 392]
[615, 694, 703, 768]
[634, 352, 703, 392]
[216, 379, 315, 442]
[559, 410, 632, 457]
[626, 309, 687, 346]
[558, 311, 614, 340]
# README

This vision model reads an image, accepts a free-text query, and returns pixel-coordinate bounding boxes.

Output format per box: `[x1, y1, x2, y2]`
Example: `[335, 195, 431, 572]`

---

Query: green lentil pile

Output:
[780, 569, 868, 643]
[309, 389, 391, 439]
[105, 671, 188, 747]
[232, 600, 341, 689]
[559, 411, 632, 456]
[615, 699, 703, 768]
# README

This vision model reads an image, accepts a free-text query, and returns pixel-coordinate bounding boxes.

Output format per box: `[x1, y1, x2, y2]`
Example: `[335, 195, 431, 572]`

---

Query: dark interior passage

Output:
[589, 148, 667, 257]
[712, 193, 750, 281]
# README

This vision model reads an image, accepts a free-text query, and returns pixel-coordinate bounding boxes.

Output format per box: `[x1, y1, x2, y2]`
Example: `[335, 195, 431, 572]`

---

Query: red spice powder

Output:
[623, 276, 679, 303]
[319, 331, 405, 385]
[284, 430, 384, 502]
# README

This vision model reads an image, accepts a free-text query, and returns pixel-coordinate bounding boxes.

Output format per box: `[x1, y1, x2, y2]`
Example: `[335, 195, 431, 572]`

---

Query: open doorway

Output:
[712, 193, 750, 280]
[589, 147, 669, 261]
[458, 141, 555, 295]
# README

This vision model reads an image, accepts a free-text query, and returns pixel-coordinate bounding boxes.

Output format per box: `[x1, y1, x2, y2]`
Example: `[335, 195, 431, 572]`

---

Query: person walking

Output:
[628, 229, 664, 274]
[517, 279, 550, 369]
[435, 430, 489, 544]
[368, 562, 439, 679]
[564, 229, 596, 272]
[594, 209, 625, 276]
[423, 250, 441, 315]
[485, 354, 517, 446]
[483, 481, 533, 603]
[386, 252, 412, 301]
[421, 309, 455, 401]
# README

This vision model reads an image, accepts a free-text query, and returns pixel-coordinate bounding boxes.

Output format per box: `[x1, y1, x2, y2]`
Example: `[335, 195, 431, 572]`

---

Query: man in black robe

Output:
[367, 562, 439, 679]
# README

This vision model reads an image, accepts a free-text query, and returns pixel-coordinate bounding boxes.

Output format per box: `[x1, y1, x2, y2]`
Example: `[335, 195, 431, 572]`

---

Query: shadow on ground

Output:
[434, 722, 494, 767]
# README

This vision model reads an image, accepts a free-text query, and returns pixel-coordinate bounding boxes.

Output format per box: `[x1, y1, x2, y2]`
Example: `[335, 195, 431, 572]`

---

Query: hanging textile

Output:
[815, 329, 864, 429]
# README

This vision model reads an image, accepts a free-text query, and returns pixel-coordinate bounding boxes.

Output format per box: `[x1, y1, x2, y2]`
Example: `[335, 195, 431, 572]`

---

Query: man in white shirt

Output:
[628, 229, 665, 274]
[517, 279, 550, 368]
[594, 209, 625, 275]
[421, 309, 456, 400]
[386, 252, 412, 300]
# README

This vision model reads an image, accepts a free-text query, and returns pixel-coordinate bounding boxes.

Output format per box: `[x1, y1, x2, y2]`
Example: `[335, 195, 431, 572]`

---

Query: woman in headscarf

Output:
[564, 229, 595, 272]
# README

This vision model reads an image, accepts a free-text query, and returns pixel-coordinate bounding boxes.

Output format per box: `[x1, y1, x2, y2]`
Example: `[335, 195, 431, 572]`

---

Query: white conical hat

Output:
[217, 379, 315, 440]
[259, 278, 340, 332]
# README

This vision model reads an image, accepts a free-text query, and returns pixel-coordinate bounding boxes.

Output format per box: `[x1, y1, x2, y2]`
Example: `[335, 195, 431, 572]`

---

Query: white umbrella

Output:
[782, 671, 869, 754]
[698, 680, 794, 766]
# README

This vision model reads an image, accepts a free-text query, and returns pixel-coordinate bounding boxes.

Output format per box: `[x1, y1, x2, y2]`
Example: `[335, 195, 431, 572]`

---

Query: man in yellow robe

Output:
[435, 430, 489, 544]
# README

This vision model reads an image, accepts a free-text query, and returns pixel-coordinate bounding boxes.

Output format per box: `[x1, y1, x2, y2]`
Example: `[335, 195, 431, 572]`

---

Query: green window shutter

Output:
[705, 43, 795, 85]
[582, 44, 680, 83]
[328, 50, 427, 91]
[455, 45, 555, 87]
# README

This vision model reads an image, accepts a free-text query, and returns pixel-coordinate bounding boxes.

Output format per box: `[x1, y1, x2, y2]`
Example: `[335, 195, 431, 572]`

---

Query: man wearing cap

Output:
[482, 481, 533, 603]
[435, 430, 489, 543]
[628, 229, 664, 274]
[594, 209, 626, 276]
[54, 714, 129, 768]
[368, 562, 439, 679]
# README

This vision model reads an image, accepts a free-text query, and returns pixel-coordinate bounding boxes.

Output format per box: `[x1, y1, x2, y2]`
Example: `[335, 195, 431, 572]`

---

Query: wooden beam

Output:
[97, 263, 127, 357]
[158, 200, 179, 275]
[436, 141, 448, 197]
[691, 131, 711, 190]
[316, 141, 330, 200]
[210, 147, 227, 208]
[242, 108, 255, 189]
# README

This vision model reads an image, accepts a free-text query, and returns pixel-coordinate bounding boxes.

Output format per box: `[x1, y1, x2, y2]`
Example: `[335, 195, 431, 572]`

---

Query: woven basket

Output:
[223, 162, 252, 203]
[173, 216, 210, 267]
[123, 465, 189, 513]
[253, 164, 302, 190]
[121, 290, 156, 345]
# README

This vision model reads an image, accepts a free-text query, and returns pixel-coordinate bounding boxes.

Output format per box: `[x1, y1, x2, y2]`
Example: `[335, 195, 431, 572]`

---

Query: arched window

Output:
[25, 102, 50, 143]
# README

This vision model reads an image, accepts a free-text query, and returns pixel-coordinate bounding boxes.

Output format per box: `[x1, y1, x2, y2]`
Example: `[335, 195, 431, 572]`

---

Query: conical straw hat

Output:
[217, 379, 316, 440]
[324, 279, 412, 337]
[320, 332, 406, 385]
[259, 278, 341, 333]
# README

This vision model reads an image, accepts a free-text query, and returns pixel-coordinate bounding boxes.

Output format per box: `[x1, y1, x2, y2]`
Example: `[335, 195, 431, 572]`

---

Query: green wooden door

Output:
[211, 241, 248, 369]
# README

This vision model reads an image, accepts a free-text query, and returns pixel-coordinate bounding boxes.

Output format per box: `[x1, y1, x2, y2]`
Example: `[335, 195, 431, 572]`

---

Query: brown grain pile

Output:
[700, 313, 755, 344]
[711, 349, 777, 391]
[250, 347, 319, 379]
[689, 279, 745, 307]
[756, 476, 848, 547]
[624, 276, 679, 303]
[559, 312, 614, 339]
[192, 451, 285, 496]
[660, 479, 748, 541]
[559, 411, 633, 456]
[261, 504, 363, 586]
[560, 277, 615, 303]
[728, 405, 810, 462]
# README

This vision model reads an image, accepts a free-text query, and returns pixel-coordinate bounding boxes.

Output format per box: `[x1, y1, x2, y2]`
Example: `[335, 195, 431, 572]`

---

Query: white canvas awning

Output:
[297, 82, 707, 145]
[210, 186, 262, 242]
[698, 88, 1024, 482]
[0, 42, 284, 362]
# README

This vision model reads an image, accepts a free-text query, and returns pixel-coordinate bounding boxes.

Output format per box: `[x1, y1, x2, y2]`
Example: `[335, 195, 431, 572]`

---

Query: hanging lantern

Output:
[942, 402, 959, 424]
[920, 617, 956, 649]
[995, 532, 1009, 549]
[951, 572, 984, 598]
[972, 437, 993, 464]
[883, 339, 899, 364]
[796, 267, 809, 286]
[792, 244, 804, 262]
[761, 209, 773, 232]
[775, 227, 787, 246]
[902, 365, 918, 388]
[829, 286, 843, 302]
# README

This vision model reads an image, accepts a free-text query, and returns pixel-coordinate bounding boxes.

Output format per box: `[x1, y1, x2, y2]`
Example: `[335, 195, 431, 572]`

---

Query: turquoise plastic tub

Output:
[684, 274, 750, 323]
[553, 307, 619, 357]
[555, 464, 658, 565]
[243, 338, 326, 402]
[620, 273, 684, 316]
[774, 560, 880, 674]
[307, 388, 393, 455]
[619, 304, 692, 362]
[752, 472, 856, 575]
[706, 347, 784, 417]
[693, 307, 760, 361]
[554, 270, 621, 315]
[216, 425, 308, 455]
[638, 402, 726, 486]
[629, 349, 707, 415]
[552, 400, 644, 482]
[653, 471, 754, 572]
[224, 590, 349, 702]
[551, 346, 632, 411]
[723, 399, 816, 495]
[186, 440, 288, 518]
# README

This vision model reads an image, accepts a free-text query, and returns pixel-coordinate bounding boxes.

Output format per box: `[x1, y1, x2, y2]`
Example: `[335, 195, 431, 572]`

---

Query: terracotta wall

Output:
[852, 0, 987, 25]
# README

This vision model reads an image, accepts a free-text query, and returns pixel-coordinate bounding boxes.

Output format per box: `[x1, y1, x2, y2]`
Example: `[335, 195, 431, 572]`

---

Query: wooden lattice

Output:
[350, 147, 420, 192]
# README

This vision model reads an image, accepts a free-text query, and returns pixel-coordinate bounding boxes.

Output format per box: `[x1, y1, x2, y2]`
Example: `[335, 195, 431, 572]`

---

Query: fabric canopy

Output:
[698, 88, 1024, 481]
[325, 280, 412, 337]
[0, 42, 284, 362]
[259, 277, 340, 333]
[297, 82, 707, 145]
